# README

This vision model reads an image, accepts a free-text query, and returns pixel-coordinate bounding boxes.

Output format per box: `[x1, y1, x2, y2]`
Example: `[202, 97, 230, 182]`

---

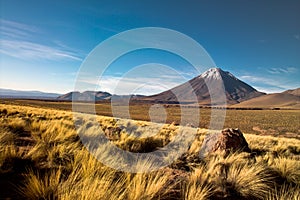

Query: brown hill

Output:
[283, 88, 300, 97]
[231, 88, 300, 109]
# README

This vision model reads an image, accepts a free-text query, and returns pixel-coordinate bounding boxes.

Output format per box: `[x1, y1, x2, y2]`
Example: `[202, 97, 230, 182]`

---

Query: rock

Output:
[104, 126, 122, 140]
[199, 128, 251, 158]
[186, 123, 196, 128]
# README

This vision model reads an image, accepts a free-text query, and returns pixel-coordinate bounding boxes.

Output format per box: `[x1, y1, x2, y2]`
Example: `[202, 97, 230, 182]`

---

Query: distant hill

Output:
[0, 88, 61, 99]
[144, 68, 265, 105]
[283, 88, 300, 97]
[57, 91, 145, 101]
[57, 91, 112, 101]
[231, 88, 300, 109]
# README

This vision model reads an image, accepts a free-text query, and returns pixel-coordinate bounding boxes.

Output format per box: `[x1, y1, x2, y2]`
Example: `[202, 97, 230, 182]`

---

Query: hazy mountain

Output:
[232, 88, 300, 109]
[57, 90, 146, 101]
[144, 68, 265, 105]
[57, 91, 112, 101]
[0, 88, 61, 99]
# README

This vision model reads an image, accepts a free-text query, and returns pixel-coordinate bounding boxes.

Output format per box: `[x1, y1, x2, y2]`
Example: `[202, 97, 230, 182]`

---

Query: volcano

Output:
[145, 68, 265, 105]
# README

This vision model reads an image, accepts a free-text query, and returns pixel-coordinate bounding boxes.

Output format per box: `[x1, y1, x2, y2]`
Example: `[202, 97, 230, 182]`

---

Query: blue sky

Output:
[1, 0, 299, 94]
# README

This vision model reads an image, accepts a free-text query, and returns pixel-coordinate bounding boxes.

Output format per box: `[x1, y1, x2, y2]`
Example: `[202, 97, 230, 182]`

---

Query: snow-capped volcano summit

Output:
[200, 68, 223, 80]
[147, 68, 265, 105]
[200, 68, 238, 81]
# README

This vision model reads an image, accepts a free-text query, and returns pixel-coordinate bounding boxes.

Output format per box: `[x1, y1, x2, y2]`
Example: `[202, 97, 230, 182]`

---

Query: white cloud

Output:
[240, 75, 299, 93]
[267, 67, 297, 74]
[74, 62, 196, 95]
[240, 75, 277, 86]
[0, 19, 39, 38]
[77, 74, 186, 95]
[253, 86, 284, 94]
[0, 39, 82, 61]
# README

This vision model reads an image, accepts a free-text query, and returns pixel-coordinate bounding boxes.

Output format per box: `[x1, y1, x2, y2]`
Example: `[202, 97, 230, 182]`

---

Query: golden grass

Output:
[267, 184, 300, 200]
[184, 165, 214, 200]
[0, 103, 299, 200]
[1, 99, 299, 137]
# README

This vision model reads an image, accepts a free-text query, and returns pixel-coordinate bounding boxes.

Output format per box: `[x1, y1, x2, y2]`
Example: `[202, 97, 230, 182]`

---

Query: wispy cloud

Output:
[240, 75, 281, 87]
[75, 62, 195, 95]
[252, 86, 286, 94]
[0, 39, 82, 61]
[0, 19, 82, 61]
[77, 74, 186, 95]
[294, 34, 300, 40]
[240, 75, 299, 93]
[0, 19, 39, 38]
[50, 71, 78, 76]
[266, 67, 297, 74]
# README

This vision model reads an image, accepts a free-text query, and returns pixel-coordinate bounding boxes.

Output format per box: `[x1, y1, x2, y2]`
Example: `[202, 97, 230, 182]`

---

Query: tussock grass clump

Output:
[200, 153, 274, 199]
[267, 184, 300, 200]
[184, 165, 214, 200]
[268, 157, 300, 185]
[125, 170, 177, 200]
[0, 128, 16, 145]
[20, 169, 62, 200]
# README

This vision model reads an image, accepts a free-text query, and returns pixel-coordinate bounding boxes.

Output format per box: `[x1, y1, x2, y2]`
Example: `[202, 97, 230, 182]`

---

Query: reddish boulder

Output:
[199, 128, 251, 157]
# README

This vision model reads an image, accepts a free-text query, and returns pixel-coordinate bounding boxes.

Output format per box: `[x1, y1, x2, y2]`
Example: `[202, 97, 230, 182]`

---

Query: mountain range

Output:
[0, 88, 61, 99]
[1, 68, 299, 108]
[57, 68, 266, 105]
[57, 91, 145, 101]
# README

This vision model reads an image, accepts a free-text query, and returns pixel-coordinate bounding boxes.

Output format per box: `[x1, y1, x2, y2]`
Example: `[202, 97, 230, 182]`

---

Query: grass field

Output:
[0, 103, 299, 199]
[1, 99, 299, 138]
